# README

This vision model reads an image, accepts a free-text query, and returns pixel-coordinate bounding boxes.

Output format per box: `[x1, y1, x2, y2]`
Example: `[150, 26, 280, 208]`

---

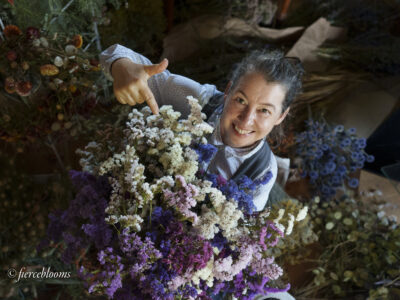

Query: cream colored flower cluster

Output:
[193, 186, 245, 241]
[91, 97, 217, 230]
[273, 205, 308, 235]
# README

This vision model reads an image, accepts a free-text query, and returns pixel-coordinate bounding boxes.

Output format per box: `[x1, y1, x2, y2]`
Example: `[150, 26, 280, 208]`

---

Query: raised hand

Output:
[111, 57, 168, 114]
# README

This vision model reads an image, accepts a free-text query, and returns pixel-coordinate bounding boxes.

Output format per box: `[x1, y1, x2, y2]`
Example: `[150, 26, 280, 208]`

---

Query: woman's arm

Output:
[100, 44, 219, 117]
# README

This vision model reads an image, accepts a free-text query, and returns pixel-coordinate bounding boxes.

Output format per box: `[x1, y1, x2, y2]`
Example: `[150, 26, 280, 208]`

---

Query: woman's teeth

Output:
[234, 125, 252, 135]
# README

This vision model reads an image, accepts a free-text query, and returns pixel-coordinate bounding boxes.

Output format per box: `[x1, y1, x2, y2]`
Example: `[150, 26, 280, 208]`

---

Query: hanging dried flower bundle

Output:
[0, 24, 103, 148]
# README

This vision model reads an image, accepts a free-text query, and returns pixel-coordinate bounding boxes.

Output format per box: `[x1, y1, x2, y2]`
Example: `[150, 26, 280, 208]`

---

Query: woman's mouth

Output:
[233, 124, 254, 135]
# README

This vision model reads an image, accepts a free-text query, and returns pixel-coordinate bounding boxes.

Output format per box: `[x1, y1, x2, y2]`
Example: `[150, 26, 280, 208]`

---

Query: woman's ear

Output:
[224, 81, 233, 101]
[274, 107, 290, 125]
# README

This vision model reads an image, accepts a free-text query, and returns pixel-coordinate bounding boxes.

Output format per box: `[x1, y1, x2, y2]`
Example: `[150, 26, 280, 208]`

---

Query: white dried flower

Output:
[275, 223, 285, 233]
[377, 211, 385, 219]
[192, 256, 215, 286]
[274, 208, 285, 223]
[119, 214, 143, 231]
[65, 45, 77, 55]
[32, 39, 41, 47]
[325, 222, 335, 230]
[54, 56, 64, 67]
[296, 206, 308, 221]
[39, 37, 49, 47]
[285, 213, 295, 235]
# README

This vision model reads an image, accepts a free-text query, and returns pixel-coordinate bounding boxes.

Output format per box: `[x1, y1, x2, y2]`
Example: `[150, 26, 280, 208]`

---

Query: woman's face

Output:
[220, 72, 289, 148]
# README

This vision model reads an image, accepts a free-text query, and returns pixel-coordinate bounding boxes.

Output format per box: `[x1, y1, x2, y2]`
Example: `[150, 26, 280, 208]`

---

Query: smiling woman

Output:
[220, 72, 289, 148]
[100, 44, 304, 212]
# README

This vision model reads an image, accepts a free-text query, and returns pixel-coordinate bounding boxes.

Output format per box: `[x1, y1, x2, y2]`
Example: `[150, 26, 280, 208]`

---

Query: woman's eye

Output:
[236, 97, 246, 104]
[260, 108, 270, 115]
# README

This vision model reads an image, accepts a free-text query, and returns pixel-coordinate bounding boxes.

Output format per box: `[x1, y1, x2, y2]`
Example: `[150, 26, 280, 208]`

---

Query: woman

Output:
[100, 44, 304, 214]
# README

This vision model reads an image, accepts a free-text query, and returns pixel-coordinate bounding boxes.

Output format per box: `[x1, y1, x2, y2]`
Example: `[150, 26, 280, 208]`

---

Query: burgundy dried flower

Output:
[90, 59, 99, 66]
[6, 50, 17, 61]
[26, 27, 41, 40]
[16, 81, 33, 96]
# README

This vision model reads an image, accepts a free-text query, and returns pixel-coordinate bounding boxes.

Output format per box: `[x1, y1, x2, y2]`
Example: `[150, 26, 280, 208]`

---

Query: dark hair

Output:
[228, 50, 305, 113]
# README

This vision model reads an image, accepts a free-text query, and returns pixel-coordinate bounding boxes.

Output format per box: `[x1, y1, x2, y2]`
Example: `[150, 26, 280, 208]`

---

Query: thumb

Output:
[144, 58, 168, 77]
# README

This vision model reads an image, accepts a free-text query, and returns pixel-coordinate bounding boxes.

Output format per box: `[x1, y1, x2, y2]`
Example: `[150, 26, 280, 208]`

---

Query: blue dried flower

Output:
[321, 185, 331, 195]
[334, 125, 344, 133]
[192, 143, 218, 163]
[357, 138, 367, 149]
[331, 175, 341, 186]
[315, 149, 324, 159]
[351, 151, 360, 161]
[328, 152, 337, 161]
[340, 138, 351, 148]
[356, 162, 364, 169]
[309, 171, 319, 180]
[347, 128, 357, 134]
[325, 161, 336, 174]
[255, 171, 273, 185]
[295, 119, 373, 200]
[206, 171, 271, 215]
[321, 144, 330, 151]
[348, 178, 359, 188]
[366, 155, 375, 163]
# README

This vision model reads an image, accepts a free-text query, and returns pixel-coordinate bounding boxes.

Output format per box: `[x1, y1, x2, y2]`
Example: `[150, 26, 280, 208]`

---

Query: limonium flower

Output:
[40, 97, 308, 299]
[162, 175, 199, 223]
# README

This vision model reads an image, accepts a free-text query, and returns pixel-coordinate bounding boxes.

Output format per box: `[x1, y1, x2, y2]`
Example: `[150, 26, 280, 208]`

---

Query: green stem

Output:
[46, 135, 67, 175]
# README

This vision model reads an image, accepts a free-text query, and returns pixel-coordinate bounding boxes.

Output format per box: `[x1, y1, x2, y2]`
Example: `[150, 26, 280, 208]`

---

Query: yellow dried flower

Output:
[40, 64, 59, 76]
[343, 218, 353, 226]
[69, 85, 77, 93]
[71, 34, 83, 48]
[21, 61, 30, 70]
[4, 77, 16, 94]
[90, 59, 100, 71]
[51, 122, 61, 131]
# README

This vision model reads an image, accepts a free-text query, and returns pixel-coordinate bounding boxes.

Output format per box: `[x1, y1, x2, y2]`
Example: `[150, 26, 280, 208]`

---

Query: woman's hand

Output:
[111, 57, 168, 114]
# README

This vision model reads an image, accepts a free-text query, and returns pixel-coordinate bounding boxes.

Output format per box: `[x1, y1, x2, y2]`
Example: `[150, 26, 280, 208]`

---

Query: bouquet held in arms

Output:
[42, 97, 308, 299]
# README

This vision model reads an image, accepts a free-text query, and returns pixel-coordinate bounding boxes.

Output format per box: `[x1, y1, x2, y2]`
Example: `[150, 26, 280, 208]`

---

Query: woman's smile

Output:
[233, 124, 254, 135]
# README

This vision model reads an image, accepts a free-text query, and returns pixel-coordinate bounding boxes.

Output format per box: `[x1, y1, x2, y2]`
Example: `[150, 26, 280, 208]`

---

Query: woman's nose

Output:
[238, 107, 255, 126]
